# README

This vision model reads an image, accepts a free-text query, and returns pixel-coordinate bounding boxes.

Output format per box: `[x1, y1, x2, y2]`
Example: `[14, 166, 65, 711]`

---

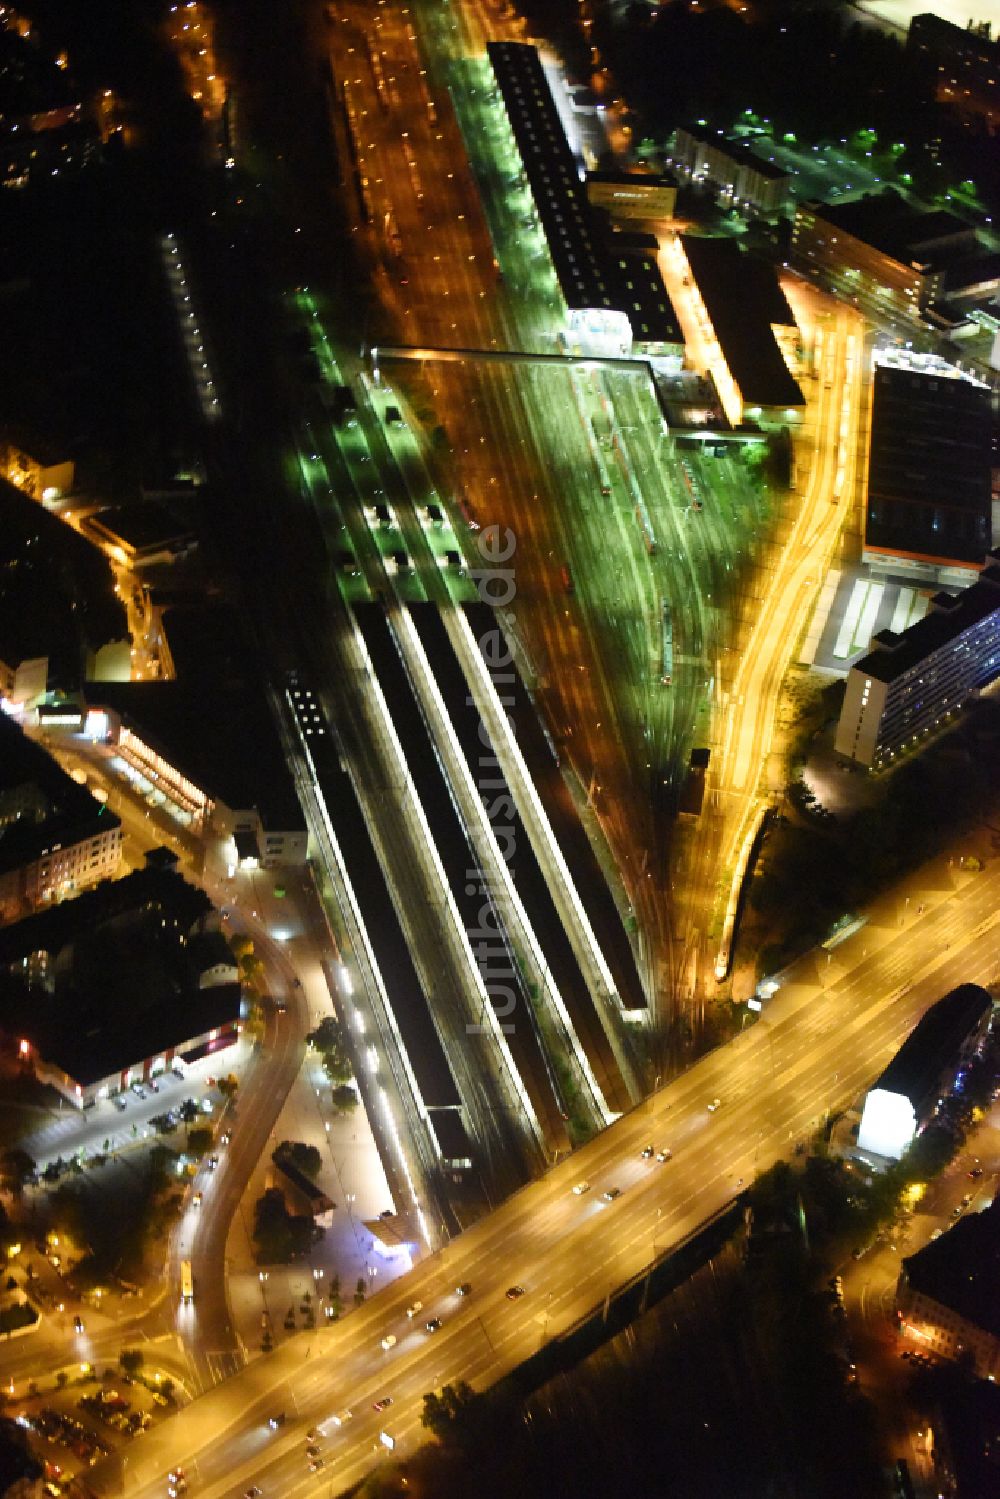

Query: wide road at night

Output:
[93, 844, 1000, 1498]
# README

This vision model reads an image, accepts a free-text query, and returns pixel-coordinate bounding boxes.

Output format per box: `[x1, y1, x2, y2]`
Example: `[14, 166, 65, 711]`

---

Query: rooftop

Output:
[586, 167, 677, 190]
[865, 360, 992, 566]
[902, 1193, 1000, 1341]
[0, 865, 212, 967]
[935, 1377, 1000, 1499]
[0, 869, 237, 1086]
[87, 501, 196, 553]
[489, 41, 614, 314]
[679, 235, 804, 410]
[802, 190, 978, 267]
[0, 715, 121, 879]
[0, 478, 127, 677]
[876, 983, 992, 1106]
[488, 42, 680, 346]
[856, 555, 1000, 685]
[677, 125, 793, 181]
[87, 679, 305, 834]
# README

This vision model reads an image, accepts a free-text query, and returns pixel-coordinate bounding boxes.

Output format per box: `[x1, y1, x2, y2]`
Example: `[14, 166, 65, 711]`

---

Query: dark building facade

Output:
[864, 354, 992, 579]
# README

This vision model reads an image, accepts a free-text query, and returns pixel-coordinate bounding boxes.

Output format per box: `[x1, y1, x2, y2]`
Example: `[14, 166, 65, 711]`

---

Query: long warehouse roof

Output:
[488, 42, 680, 345]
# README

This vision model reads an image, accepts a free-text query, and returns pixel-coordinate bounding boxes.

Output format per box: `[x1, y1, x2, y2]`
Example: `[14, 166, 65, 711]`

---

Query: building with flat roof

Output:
[585, 169, 677, 222]
[0, 479, 129, 701]
[677, 234, 804, 425]
[0, 433, 74, 502]
[84, 502, 198, 568]
[897, 1193, 1000, 1378]
[0, 715, 122, 926]
[668, 126, 792, 216]
[857, 983, 992, 1159]
[86, 681, 307, 867]
[791, 190, 981, 322]
[76, 602, 306, 866]
[835, 551, 1000, 768]
[863, 351, 992, 581]
[930, 1378, 1000, 1499]
[0, 863, 239, 1107]
[908, 12, 1000, 119]
[487, 42, 682, 361]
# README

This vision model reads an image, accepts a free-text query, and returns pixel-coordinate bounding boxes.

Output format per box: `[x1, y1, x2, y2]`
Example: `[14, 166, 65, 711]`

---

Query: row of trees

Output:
[306, 1017, 359, 1111]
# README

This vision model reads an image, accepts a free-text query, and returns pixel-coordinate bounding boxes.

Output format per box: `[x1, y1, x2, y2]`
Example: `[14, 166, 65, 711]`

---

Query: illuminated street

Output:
[88, 839, 1000, 1495]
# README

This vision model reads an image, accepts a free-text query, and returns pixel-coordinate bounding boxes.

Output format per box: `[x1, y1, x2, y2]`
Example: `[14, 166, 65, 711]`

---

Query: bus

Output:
[180, 1260, 194, 1304]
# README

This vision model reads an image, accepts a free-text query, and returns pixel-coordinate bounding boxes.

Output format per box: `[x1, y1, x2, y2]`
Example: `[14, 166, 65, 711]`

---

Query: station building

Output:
[487, 41, 683, 364]
[668, 126, 792, 216]
[856, 983, 993, 1160]
[897, 1194, 1000, 1378]
[862, 350, 992, 583]
[834, 551, 1000, 769]
[0, 862, 241, 1107]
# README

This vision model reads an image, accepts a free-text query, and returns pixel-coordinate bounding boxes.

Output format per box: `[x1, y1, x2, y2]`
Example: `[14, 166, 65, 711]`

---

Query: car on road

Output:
[220, 1132, 232, 1146]
[243, 1488, 261, 1498]
[306, 1445, 320, 1458]
[969, 1166, 984, 1179]
[267, 1414, 285, 1430]
[506, 1285, 525, 1300]
[331, 1410, 353, 1426]
[372, 1398, 392, 1413]
[113, 1096, 127, 1112]
[192, 1192, 202, 1209]
[656, 1149, 672, 1163]
[405, 1301, 423, 1319]
[425, 1318, 442, 1334]
[308, 1459, 323, 1472]
[602, 1187, 622, 1202]
[707, 1098, 721, 1112]
[571, 1181, 590, 1196]
[456, 1282, 471, 1296]
[208, 1155, 219, 1170]
[73, 1316, 84, 1333]
[380, 1334, 397, 1351]
[640, 1145, 654, 1159]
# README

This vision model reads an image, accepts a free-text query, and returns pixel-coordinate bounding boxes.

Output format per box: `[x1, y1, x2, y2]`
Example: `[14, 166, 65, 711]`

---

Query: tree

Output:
[186, 1126, 213, 1156]
[275, 1141, 322, 1178]
[119, 1349, 144, 1376]
[0, 1206, 20, 1257]
[322, 1047, 352, 1086]
[421, 1382, 491, 1449]
[0, 1150, 36, 1195]
[330, 1084, 359, 1115]
[218, 1074, 239, 1101]
[251, 1189, 317, 1265]
[178, 1099, 201, 1125]
[239, 952, 263, 984]
[307, 1017, 344, 1052]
